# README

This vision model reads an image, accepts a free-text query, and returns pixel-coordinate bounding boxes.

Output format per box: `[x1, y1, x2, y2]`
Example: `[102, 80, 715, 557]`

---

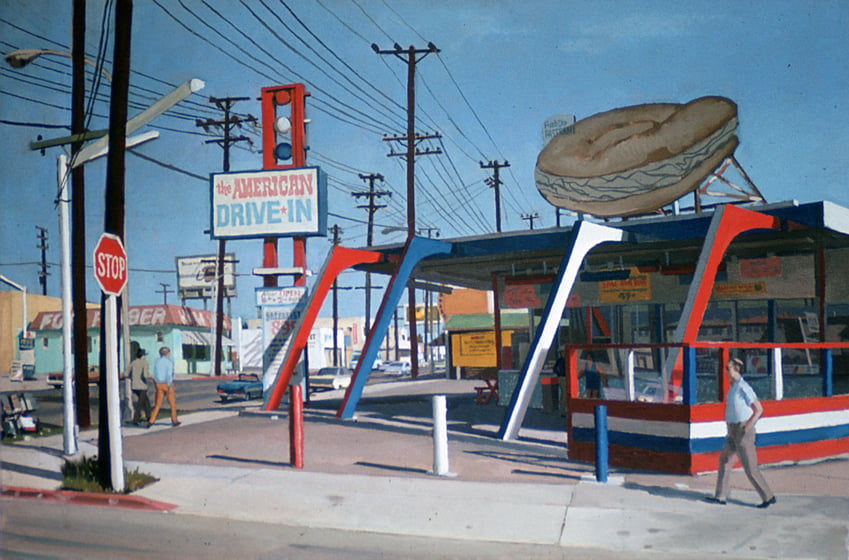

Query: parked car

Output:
[351, 351, 383, 371]
[217, 373, 263, 401]
[309, 367, 352, 391]
[48, 366, 100, 388]
[382, 360, 412, 376]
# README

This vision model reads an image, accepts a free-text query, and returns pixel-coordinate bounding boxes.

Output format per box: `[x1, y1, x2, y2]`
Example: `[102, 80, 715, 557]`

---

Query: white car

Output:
[309, 367, 353, 391]
[383, 361, 412, 376]
[351, 352, 383, 371]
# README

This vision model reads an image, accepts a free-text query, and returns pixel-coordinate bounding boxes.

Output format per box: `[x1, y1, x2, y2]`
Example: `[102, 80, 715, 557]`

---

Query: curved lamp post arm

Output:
[5, 48, 113, 82]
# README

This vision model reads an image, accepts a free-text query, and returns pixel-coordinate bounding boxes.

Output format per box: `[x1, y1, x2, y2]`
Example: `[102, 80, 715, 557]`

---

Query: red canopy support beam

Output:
[264, 246, 383, 410]
[663, 205, 781, 397]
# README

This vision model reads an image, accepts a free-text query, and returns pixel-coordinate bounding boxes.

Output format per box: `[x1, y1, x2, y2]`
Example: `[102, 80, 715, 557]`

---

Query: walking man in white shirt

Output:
[148, 346, 180, 427]
[706, 357, 775, 507]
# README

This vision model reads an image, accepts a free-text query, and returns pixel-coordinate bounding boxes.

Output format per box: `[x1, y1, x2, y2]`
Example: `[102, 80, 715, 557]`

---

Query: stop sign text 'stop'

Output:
[93, 233, 128, 296]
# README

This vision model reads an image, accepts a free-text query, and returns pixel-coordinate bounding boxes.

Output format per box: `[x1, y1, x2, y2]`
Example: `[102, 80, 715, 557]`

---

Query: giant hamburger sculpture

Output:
[535, 96, 738, 218]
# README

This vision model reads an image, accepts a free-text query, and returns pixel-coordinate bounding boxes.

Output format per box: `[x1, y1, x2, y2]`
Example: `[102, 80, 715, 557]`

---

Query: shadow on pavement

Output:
[623, 481, 710, 503]
[205, 454, 291, 469]
[0, 461, 63, 481]
[354, 461, 430, 475]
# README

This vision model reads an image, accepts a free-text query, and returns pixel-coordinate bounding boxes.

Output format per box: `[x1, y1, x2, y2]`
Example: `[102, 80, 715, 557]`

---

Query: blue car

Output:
[217, 373, 263, 402]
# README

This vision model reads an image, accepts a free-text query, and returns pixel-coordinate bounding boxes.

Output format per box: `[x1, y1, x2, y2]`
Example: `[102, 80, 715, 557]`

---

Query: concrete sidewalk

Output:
[2, 379, 848, 559]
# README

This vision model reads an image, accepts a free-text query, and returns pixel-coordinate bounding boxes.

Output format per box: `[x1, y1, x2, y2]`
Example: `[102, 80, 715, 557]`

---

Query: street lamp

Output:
[5, 46, 114, 455]
[6, 48, 200, 456]
[5, 48, 113, 82]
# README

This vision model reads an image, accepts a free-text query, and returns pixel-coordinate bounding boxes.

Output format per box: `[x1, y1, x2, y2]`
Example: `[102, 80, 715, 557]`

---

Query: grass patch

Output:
[61, 456, 157, 494]
[2, 420, 63, 442]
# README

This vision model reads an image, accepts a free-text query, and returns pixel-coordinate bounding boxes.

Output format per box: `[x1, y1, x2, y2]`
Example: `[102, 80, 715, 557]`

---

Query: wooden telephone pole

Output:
[353, 173, 390, 338]
[196, 97, 255, 376]
[373, 42, 440, 378]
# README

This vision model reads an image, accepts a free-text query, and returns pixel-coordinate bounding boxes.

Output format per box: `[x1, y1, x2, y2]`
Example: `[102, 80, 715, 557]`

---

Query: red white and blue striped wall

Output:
[567, 395, 849, 474]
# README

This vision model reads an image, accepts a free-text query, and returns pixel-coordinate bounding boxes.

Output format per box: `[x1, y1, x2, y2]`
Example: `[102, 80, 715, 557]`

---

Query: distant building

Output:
[0, 291, 98, 376]
[29, 304, 233, 376]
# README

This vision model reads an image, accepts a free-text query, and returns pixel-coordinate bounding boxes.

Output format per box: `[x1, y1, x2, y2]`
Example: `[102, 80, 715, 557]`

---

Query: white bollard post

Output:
[431, 395, 454, 477]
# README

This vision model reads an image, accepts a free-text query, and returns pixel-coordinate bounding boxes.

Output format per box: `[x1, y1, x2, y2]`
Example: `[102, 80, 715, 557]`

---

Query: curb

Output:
[1, 485, 177, 512]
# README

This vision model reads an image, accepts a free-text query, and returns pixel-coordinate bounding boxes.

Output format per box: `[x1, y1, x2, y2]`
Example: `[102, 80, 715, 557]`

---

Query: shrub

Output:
[61, 456, 157, 494]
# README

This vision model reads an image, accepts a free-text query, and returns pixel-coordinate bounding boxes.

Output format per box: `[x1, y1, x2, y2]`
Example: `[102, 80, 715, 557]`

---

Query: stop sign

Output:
[93, 233, 128, 296]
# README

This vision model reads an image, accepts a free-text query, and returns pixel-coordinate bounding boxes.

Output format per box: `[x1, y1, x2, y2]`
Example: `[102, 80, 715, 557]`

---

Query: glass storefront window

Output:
[776, 299, 821, 398]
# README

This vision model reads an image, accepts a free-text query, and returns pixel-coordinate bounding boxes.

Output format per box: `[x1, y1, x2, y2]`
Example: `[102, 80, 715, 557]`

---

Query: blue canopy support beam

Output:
[338, 236, 452, 419]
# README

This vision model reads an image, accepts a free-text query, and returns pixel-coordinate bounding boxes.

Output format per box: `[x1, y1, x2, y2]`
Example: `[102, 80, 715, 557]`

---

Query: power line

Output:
[151, 0, 387, 135]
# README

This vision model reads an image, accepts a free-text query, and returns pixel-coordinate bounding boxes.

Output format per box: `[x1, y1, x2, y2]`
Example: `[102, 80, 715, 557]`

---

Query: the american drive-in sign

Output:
[210, 167, 327, 239]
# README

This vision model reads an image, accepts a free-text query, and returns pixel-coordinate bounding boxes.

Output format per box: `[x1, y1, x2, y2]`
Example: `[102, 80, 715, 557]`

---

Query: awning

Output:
[181, 330, 234, 346]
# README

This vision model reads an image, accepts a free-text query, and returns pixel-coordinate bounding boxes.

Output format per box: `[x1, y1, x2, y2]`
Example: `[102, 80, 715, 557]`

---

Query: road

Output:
[1, 499, 641, 560]
[10, 371, 412, 428]
[7, 378, 227, 428]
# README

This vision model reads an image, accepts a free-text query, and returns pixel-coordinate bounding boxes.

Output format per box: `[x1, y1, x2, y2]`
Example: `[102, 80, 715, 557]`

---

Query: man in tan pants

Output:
[706, 357, 775, 507]
[148, 346, 180, 427]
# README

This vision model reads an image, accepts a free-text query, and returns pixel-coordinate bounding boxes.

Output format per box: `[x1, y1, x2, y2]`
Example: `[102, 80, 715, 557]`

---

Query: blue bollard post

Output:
[594, 404, 608, 483]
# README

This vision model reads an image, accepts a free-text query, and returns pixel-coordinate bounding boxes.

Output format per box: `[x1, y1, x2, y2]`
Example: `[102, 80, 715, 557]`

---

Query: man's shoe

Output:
[171, 421, 181, 427]
[757, 496, 776, 508]
[704, 496, 726, 505]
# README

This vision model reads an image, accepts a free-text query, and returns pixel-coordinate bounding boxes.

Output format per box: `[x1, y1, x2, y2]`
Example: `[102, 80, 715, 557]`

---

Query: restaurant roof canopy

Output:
[356, 200, 849, 290]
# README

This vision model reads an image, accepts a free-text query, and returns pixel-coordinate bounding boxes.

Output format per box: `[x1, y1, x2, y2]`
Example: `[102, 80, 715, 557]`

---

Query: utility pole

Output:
[36, 226, 49, 295]
[98, 0, 132, 491]
[373, 41, 440, 379]
[418, 227, 439, 373]
[353, 173, 390, 338]
[156, 283, 172, 305]
[72, 0, 90, 428]
[556, 207, 563, 228]
[521, 212, 540, 230]
[480, 160, 509, 233]
[196, 97, 255, 377]
[329, 224, 342, 367]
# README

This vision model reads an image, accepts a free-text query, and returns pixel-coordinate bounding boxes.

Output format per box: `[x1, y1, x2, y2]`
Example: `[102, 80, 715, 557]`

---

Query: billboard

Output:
[210, 166, 327, 239]
[176, 254, 236, 300]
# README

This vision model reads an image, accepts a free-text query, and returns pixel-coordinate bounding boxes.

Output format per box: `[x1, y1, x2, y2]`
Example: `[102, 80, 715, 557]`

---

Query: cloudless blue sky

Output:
[2, 0, 847, 323]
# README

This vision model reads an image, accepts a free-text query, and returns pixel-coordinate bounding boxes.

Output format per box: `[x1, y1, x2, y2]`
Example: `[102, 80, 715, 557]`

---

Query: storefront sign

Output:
[211, 167, 327, 239]
[255, 286, 308, 307]
[599, 268, 651, 302]
[452, 331, 497, 367]
[504, 284, 541, 308]
[740, 257, 781, 278]
[260, 286, 308, 392]
[714, 282, 766, 296]
[31, 305, 229, 330]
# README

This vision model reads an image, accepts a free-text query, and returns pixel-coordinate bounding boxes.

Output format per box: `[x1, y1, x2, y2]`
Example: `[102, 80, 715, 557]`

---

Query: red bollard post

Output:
[289, 384, 304, 469]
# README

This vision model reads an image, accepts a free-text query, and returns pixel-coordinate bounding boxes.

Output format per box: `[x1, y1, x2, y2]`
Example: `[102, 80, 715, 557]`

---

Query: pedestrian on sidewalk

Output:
[706, 357, 775, 508]
[148, 347, 180, 427]
[130, 348, 152, 425]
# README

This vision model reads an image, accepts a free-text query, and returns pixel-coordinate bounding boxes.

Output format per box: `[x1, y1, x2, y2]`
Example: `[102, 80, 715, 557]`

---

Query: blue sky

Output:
[1, 0, 847, 322]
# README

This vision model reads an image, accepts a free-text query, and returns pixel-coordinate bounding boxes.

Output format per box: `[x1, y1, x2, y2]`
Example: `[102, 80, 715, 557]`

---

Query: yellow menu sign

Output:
[599, 268, 651, 303]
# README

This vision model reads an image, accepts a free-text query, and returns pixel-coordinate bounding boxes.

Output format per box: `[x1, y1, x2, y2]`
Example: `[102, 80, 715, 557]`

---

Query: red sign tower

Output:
[259, 83, 309, 287]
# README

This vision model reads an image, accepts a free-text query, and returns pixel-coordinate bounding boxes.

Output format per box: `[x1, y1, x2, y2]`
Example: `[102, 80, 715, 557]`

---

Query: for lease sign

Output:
[211, 167, 327, 239]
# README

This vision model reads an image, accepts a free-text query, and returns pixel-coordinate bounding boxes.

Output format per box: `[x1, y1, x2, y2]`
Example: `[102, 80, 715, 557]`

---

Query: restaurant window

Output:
[182, 344, 209, 361]
[777, 299, 821, 398]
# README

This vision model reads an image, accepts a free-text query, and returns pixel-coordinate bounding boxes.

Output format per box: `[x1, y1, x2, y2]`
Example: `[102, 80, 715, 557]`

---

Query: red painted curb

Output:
[0, 486, 177, 511]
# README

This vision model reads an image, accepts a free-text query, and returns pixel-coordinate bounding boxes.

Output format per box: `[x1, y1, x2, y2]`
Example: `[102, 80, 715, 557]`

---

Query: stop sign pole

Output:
[93, 232, 127, 491]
